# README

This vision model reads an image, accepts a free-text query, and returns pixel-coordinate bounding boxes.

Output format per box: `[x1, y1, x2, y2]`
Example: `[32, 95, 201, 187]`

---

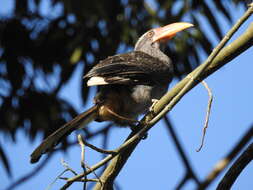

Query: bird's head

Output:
[134, 22, 193, 58]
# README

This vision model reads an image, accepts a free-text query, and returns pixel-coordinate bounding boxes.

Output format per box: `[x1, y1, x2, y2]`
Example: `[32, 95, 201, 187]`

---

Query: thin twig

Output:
[60, 177, 99, 182]
[85, 164, 103, 187]
[59, 177, 70, 180]
[61, 159, 78, 175]
[79, 179, 100, 182]
[82, 139, 116, 154]
[45, 169, 69, 190]
[61, 155, 114, 189]
[196, 80, 213, 152]
[78, 134, 103, 188]
[78, 134, 87, 190]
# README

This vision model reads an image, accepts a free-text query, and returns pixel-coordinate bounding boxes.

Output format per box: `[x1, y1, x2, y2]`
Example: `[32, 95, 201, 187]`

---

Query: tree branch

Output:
[217, 142, 253, 190]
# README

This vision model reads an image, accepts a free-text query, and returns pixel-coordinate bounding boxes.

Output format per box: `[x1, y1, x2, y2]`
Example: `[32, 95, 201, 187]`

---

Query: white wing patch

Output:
[87, 76, 108, 86]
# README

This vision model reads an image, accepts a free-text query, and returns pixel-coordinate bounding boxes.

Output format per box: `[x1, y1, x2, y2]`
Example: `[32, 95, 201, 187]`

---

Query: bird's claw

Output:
[149, 99, 159, 112]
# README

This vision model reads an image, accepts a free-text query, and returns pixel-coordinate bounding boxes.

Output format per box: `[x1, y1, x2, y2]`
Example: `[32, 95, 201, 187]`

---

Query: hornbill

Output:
[30, 22, 193, 163]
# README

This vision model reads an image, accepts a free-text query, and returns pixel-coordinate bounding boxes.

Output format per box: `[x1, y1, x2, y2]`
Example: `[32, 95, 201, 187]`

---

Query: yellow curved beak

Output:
[152, 22, 193, 42]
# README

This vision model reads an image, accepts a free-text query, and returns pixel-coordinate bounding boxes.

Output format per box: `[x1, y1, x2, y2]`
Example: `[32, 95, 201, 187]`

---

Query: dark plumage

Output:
[84, 51, 173, 85]
[30, 22, 193, 163]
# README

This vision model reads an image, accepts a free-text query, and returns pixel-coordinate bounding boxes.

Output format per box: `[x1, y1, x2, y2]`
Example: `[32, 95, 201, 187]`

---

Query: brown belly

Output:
[93, 84, 167, 126]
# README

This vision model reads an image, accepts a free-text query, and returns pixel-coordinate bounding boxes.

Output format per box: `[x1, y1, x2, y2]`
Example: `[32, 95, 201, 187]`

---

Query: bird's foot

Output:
[105, 106, 139, 126]
[149, 99, 159, 112]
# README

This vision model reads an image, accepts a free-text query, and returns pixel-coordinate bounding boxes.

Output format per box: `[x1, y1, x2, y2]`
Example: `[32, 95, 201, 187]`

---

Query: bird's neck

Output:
[134, 42, 170, 63]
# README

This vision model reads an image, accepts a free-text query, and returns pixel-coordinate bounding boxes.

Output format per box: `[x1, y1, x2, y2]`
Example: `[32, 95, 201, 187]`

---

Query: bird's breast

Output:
[130, 84, 168, 114]
[94, 84, 168, 126]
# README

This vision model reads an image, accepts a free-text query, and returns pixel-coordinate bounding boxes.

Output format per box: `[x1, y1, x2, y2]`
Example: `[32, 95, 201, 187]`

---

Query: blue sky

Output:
[1, 1, 253, 190]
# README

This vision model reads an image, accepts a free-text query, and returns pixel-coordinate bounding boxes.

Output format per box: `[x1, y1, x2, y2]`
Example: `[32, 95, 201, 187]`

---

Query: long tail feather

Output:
[30, 105, 98, 163]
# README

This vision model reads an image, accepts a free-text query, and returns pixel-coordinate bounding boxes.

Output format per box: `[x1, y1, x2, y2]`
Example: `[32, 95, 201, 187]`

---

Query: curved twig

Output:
[217, 142, 253, 190]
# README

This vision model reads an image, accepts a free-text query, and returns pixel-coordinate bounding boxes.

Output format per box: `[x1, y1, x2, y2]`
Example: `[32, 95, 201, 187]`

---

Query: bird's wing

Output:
[84, 51, 172, 86]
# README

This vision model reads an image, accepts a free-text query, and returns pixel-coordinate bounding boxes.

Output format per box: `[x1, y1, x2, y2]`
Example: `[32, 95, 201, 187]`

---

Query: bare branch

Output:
[78, 135, 103, 189]
[217, 142, 253, 189]
[196, 80, 213, 152]
[85, 165, 103, 188]
[61, 159, 78, 175]
[78, 135, 87, 190]
[46, 169, 69, 190]
[81, 138, 116, 155]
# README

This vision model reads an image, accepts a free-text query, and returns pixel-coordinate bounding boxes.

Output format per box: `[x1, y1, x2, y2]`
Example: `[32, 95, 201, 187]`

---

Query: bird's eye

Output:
[147, 31, 154, 39]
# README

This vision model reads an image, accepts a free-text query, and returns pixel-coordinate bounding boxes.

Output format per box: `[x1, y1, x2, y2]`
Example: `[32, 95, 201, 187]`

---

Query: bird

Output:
[30, 22, 193, 163]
